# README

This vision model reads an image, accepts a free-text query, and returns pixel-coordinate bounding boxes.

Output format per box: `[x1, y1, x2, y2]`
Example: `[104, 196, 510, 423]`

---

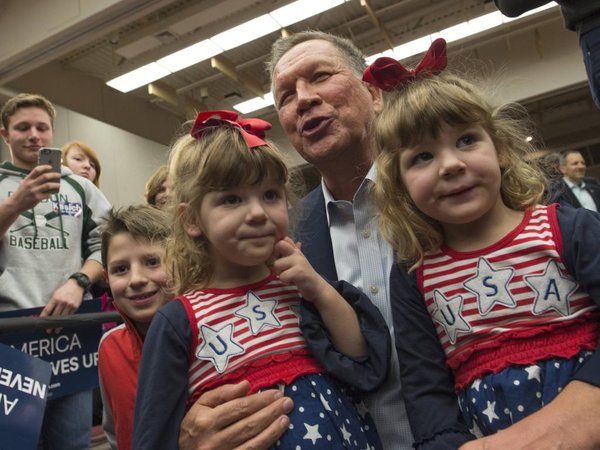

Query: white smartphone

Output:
[37, 147, 62, 193]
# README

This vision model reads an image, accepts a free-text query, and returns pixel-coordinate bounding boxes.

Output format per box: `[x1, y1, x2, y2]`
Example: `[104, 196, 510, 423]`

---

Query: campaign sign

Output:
[0, 300, 102, 399]
[0, 342, 51, 450]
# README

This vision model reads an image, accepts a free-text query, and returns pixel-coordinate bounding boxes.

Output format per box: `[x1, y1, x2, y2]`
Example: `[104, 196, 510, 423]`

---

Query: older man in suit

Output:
[178, 32, 600, 450]
[552, 149, 600, 211]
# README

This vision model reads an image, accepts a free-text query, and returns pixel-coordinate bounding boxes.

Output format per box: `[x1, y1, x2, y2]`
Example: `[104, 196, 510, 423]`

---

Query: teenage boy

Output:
[98, 205, 172, 450]
[0, 93, 111, 449]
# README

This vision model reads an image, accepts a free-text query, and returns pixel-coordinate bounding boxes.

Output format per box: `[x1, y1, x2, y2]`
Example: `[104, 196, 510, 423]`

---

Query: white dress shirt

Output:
[563, 177, 598, 212]
[323, 164, 413, 450]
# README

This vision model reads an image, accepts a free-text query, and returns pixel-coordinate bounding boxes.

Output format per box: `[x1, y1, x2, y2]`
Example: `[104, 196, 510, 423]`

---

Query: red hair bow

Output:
[362, 38, 448, 91]
[190, 110, 272, 148]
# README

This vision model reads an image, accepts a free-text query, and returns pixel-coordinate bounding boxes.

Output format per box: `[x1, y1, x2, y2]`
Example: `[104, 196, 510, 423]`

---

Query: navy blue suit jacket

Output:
[291, 186, 391, 392]
[292, 187, 338, 281]
[549, 177, 600, 210]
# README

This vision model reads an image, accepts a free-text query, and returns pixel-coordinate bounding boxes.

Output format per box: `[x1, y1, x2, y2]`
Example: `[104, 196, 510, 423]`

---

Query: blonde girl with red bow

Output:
[131, 111, 389, 449]
[365, 39, 600, 448]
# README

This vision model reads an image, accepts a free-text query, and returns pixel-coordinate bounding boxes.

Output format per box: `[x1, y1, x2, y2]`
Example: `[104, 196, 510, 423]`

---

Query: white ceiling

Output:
[1, 0, 600, 159]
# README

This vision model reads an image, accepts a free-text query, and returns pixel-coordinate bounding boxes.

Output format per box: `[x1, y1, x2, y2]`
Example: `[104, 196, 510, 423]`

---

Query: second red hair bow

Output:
[362, 38, 448, 91]
[191, 110, 272, 148]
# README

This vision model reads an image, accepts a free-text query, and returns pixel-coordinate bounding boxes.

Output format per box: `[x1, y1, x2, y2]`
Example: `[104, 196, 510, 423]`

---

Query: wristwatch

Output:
[68, 272, 91, 291]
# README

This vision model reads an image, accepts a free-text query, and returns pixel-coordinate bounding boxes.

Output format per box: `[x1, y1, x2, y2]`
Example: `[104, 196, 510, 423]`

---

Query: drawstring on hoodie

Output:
[31, 204, 39, 242]
[54, 192, 67, 248]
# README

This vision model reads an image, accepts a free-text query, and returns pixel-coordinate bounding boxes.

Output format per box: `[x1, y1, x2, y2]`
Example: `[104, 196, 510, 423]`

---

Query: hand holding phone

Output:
[37, 147, 62, 194]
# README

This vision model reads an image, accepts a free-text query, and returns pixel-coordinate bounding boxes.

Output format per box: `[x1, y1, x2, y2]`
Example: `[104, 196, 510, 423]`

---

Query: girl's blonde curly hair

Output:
[373, 72, 546, 271]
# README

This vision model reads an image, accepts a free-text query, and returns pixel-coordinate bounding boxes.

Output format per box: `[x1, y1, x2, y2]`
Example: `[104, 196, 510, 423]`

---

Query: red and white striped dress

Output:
[179, 271, 323, 404]
[416, 204, 600, 389]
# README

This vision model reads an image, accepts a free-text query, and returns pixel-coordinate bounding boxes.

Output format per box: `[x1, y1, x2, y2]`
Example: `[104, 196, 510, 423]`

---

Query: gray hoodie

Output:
[0, 161, 112, 311]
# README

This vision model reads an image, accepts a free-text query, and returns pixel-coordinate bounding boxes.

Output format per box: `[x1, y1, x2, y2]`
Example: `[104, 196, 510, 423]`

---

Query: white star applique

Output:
[431, 290, 472, 344]
[463, 258, 516, 315]
[482, 400, 500, 424]
[303, 423, 322, 444]
[471, 379, 482, 392]
[524, 260, 578, 316]
[234, 291, 281, 335]
[525, 365, 541, 382]
[340, 423, 352, 443]
[195, 324, 245, 373]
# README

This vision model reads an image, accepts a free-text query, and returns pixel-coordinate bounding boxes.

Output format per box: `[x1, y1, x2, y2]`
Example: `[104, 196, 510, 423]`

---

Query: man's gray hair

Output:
[266, 30, 367, 89]
[559, 149, 583, 165]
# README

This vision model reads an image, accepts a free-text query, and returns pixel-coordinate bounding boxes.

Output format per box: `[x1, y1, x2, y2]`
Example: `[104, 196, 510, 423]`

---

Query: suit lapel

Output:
[292, 188, 338, 281]
[561, 180, 583, 208]
[585, 182, 600, 210]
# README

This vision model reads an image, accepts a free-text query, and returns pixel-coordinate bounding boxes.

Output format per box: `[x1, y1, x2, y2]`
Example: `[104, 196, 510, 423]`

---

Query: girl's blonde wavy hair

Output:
[373, 72, 546, 271]
[166, 125, 289, 295]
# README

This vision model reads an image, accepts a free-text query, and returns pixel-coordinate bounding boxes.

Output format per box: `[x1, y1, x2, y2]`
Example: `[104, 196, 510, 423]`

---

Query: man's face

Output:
[0, 107, 53, 170]
[272, 39, 382, 168]
[560, 152, 586, 184]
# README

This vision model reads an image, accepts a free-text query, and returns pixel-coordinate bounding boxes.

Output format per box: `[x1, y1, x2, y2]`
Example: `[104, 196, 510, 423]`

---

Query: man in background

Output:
[553, 149, 600, 211]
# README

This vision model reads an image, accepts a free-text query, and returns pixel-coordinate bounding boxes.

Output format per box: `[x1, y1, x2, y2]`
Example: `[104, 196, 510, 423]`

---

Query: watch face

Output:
[70, 272, 91, 289]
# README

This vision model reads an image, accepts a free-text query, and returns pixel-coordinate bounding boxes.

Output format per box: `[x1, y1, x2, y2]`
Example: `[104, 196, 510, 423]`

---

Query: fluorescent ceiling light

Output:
[233, 93, 274, 114]
[107, 62, 171, 93]
[210, 15, 280, 50]
[270, 0, 346, 28]
[365, 48, 395, 64]
[468, 11, 504, 35]
[107, 0, 349, 93]
[243, 2, 559, 114]
[108, 0, 557, 108]
[439, 22, 471, 43]
[367, 3, 557, 63]
[156, 39, 223, 72]
[391, 36, 433, 61]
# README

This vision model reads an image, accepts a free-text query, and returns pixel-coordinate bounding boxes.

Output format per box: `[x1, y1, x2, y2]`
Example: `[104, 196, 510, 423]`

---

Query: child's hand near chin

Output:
[272, 237, 328, 303]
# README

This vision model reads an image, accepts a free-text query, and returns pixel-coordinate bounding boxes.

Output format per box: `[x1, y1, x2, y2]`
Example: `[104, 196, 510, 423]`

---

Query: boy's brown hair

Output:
[101, 205, 171, 270]
[1, 93, 56, 130]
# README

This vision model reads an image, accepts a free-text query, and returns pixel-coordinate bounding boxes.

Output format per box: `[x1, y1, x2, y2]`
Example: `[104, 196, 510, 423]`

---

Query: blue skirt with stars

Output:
[268, 373, 382, 449]
[457, 350, 593, 436]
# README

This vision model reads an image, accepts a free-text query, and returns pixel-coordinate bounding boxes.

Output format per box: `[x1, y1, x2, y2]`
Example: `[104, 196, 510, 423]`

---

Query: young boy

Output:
[98, 205, 171, 450]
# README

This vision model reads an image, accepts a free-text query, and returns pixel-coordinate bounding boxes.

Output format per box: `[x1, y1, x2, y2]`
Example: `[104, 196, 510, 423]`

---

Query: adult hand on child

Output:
[459, 381, 600, 450]
[179, 380, 293, 450]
